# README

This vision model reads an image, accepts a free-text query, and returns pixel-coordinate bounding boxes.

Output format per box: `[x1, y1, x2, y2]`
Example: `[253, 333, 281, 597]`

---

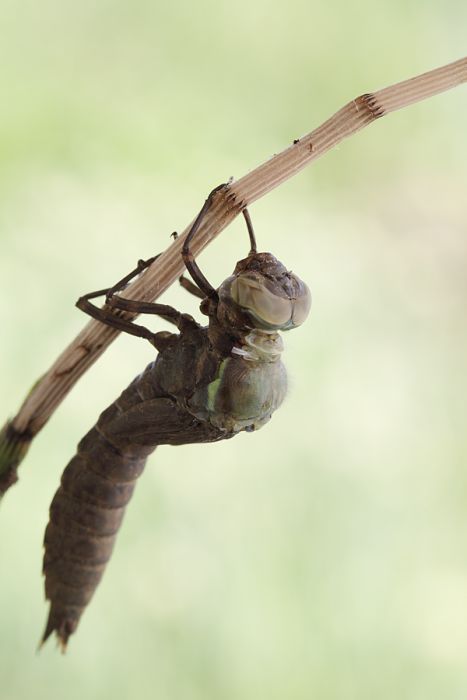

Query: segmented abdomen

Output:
[42, 342, 228, 648]
[42, 422, 152, 647]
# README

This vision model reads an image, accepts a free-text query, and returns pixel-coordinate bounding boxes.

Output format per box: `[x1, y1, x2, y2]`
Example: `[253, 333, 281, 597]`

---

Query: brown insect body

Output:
[42, 321, 233, 647]
[41, 188, 311, 649]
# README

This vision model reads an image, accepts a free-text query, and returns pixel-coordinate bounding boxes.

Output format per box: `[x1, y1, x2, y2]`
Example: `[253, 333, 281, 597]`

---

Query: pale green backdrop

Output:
[1, 1, 466, 698]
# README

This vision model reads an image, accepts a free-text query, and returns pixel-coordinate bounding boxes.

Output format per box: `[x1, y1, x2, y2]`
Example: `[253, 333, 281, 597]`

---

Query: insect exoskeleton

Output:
[42, 186, 312, 649]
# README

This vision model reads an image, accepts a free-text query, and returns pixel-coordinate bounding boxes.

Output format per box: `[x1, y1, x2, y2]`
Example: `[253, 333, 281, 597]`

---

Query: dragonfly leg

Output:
[76, 252, 161, 316]
[182, 184, 257, 297]
[76, 249, 195, 348]
[178, 275, 205, 299]
[76, 253, 163, 337]
[169, 233, 205, 300]
[182, 183, 227, 299]
[104, 255, 160, 300]
[76, 293, 158, 343]
[105, 295, 197, 331]
[77, 293, 189, 351]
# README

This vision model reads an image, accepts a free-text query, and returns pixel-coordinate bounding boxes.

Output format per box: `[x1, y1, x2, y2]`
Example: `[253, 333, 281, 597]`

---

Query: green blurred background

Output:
[1, 1, 466, 698]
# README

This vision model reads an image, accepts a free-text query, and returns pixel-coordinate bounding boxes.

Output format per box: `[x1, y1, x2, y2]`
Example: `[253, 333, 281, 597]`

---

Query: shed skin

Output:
[42, 253, 310, 648]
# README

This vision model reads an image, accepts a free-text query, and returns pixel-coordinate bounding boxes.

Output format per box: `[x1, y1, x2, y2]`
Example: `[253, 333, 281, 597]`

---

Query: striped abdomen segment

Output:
[42, 425, 152, 648]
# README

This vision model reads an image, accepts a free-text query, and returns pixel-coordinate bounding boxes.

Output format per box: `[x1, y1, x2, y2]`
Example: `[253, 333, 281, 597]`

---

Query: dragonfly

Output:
[41, 184, 311, 649]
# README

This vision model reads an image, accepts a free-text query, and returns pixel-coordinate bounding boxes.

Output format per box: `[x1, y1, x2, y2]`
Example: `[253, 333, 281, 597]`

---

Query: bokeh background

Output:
[1, 1, 466, 698]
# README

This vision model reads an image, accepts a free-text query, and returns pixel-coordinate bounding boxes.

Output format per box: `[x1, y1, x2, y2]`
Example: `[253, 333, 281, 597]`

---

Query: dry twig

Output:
[1, 56, 466, 495]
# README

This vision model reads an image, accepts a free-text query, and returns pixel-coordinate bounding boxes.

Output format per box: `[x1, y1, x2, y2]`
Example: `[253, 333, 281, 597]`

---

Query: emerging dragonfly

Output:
[42, 184, 311, 649]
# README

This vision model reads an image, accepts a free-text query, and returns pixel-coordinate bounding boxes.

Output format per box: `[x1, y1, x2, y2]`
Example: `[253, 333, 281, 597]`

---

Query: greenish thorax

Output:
[191, 327, 288, 435]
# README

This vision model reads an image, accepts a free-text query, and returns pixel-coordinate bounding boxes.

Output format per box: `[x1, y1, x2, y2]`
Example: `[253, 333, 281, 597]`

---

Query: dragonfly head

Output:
[215, 252, 311, 332]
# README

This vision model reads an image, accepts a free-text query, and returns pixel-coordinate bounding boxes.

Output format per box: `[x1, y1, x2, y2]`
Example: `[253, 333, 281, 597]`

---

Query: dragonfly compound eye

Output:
[290, 277, 311, 327]
[230, 275, 293, 327]
[229, 271, 311, 330]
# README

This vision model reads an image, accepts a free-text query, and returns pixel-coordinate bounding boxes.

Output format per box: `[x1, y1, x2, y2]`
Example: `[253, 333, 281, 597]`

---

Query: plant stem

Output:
[1, 55, 466, 495]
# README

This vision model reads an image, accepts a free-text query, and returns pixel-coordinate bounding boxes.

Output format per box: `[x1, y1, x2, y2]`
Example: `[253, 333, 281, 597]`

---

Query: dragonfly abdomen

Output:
[41, 351, 226, 648]
[42, 422, 151, 648]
